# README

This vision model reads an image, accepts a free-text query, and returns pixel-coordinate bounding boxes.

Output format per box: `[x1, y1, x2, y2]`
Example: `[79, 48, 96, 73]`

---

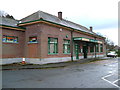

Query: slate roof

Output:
[20, 10, 97, 35]
[0, 16, 18, 27]
[0, 10, 103, 37]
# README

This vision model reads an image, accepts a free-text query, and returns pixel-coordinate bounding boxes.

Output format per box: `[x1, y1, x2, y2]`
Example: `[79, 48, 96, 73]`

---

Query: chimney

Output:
[90, 26, 93, 31]
[58, 11, 62, 20]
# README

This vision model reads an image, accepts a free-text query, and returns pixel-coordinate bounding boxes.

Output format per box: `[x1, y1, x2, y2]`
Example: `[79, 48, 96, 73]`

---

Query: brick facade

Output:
[1, 11, 106, 64]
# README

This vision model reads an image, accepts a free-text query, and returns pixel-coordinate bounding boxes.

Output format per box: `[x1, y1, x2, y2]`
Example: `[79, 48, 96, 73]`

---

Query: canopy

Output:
[73, 37, 102, 44]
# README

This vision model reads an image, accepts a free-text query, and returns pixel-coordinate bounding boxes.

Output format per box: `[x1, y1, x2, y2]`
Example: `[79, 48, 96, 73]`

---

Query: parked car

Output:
[107, 51, 117, 58]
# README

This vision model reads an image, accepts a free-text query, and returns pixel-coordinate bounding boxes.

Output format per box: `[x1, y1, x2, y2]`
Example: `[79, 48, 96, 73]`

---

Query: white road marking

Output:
[113, 79, 120, 84]
[102, 73, 120, 88]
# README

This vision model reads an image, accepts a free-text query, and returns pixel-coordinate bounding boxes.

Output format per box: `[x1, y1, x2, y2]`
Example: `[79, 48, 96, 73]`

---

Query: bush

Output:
[117, 49, 120, 57]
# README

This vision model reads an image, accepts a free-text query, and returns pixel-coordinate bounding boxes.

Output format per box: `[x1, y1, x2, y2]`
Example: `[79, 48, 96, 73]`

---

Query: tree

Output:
[6, 14, 15, 19]
[105, 38, 115, 51]
[96, 32, 115, 51]
[117, 49, 120, 57]
[0, 10, 15, 19]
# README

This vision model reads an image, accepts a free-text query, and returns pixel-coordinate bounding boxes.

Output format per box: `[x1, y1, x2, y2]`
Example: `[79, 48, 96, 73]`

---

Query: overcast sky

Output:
[0, 0, 119, 45]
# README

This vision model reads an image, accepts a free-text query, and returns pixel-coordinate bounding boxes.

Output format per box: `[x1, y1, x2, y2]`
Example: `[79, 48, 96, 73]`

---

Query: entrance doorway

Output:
[83, 45, 88, 58]
[75, 44, 79, 59]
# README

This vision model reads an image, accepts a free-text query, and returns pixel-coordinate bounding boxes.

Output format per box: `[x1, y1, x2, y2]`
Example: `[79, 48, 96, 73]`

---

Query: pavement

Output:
[1, 57, 112, 70]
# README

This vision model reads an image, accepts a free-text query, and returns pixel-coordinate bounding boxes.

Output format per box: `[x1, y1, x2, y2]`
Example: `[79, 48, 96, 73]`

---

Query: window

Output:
[100, 44, 103, 52]
[2, 35, 18, 43]
[90, 45, 94, 53]
[96, 44, 99, 52]
[29, 36, 37, 43]
[48, 37, 58, 54]
[63, 40, 70, 54]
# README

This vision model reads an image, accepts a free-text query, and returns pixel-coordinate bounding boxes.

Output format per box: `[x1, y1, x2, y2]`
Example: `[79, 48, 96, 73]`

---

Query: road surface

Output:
[2, 58, 119, 88]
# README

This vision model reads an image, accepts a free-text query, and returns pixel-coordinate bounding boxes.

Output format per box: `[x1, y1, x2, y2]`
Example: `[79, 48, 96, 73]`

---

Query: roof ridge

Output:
[20, 10, 40, 21]
[19, 10, 95, 34]
[39, 10, 61, 20]
[38, 11, 91, 31]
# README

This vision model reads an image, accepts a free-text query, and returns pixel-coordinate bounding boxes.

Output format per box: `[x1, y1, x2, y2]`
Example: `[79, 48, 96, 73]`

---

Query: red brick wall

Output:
[24, 24, 41, 58]
[40, 23, 71, 58]
[2, 28, 25, 58]
[0, 28, 2, 58]
[2, 23, 106, 59]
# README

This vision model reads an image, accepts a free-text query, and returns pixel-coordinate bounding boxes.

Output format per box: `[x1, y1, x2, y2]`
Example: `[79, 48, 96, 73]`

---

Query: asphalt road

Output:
[2, 58, 119, 88]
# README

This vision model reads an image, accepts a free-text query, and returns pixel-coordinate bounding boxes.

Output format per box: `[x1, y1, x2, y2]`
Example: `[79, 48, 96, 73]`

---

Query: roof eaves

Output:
[0, 24, 26, 30]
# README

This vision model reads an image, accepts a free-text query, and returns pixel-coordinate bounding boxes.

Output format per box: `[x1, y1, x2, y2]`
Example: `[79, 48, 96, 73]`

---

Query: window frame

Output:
[96, 44, 99, 52]
[2, 35, 18, 43]
[90, 45, 94, 53]
[63, 39, 70, 54]
[28, 36, 38, 43]
[100, 44, 103, 52]
[48, 37, 58, 54]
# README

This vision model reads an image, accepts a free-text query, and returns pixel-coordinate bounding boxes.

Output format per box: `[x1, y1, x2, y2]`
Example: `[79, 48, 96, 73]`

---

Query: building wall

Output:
[24, 23, 41, 58]
[0, 28, 2, 65]
[40, 23, 72, 58]
[2, 28, 25, 58]
[2, 22, 106, 65]
[32, 23, 106, 59]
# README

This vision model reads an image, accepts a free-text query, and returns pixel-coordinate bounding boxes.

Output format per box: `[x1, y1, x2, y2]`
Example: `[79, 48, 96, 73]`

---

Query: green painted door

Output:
[75, 44, 79, 59]
[83, 45, 88, 58]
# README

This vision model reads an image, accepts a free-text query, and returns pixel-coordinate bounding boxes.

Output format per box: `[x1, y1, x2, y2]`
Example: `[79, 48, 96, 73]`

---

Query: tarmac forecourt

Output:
[101, 60, 119, 88]
[102, 73, 120, 88]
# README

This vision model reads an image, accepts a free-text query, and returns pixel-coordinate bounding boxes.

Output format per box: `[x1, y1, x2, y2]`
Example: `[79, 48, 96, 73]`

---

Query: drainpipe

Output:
[71, 30, 74, 61]
[94, 37, 96, 58]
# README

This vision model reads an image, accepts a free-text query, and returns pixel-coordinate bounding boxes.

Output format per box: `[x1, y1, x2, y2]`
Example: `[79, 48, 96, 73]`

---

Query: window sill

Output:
[63, 53, 71, 54]
[28, 42, 38, 44]
[3, 42, 18, 44]
[48, 53, 58, 55]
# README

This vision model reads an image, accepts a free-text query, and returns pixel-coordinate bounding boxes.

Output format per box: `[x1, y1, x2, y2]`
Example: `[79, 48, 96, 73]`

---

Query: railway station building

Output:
[0, 11, 106, 64]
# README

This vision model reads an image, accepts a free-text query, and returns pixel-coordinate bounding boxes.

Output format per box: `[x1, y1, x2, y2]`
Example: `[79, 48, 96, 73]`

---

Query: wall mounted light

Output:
[60, 28, 62, 32]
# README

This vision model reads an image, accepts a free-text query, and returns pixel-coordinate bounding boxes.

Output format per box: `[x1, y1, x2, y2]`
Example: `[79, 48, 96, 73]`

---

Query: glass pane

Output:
[50, 43, 54, 53]
[54, 39, 57, 43]
[6, 36, 14, 43]
[50, 38, 54, 43]
[90, 46, 94, 52]
[67, 45, 70, 53]
[64, 40, 70, 44]
[63, 45, 67, 53]
[29, 37, 37, 42]
[100, 44, 103, 52]
[3, 35, 18, 43]
[14, 38, 18, 43]
[54, 43, 58, 53]
[2, 35, 6, 42]
[48, 37, 58, 54]
[96, 44, 99, 52]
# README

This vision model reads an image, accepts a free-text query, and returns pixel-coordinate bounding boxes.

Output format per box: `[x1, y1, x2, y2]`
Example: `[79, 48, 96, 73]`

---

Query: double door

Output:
[83, 45, 88, 58]
[75, 43, 88, 59]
